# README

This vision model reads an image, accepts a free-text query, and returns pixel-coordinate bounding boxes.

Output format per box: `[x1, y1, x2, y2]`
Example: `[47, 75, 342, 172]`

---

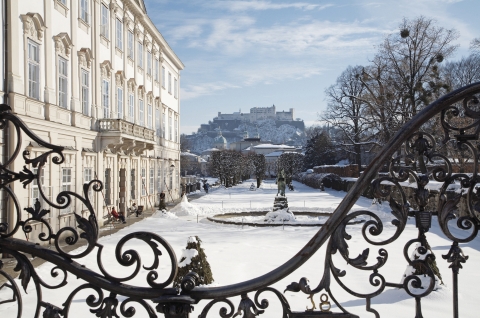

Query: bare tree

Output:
[443, 54, 480, 89]
[180, 134, 192, 152]
[471, 38, 480, 55]
[323, 65, 369, 170]
[378, 16, 458, 116]
[277, 152, 304, 184]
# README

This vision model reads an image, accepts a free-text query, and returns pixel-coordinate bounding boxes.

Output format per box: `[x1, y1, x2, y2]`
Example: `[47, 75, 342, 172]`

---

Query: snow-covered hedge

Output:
[294, 172, 342, 189]
[313, 164, 359, 177]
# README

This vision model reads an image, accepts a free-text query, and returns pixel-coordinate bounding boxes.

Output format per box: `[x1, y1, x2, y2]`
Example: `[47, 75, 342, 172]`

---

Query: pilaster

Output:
[44, 1, 55, 103]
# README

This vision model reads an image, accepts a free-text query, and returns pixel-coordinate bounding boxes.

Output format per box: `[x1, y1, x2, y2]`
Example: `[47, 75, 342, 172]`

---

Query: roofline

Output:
[127, 0, 185, 71]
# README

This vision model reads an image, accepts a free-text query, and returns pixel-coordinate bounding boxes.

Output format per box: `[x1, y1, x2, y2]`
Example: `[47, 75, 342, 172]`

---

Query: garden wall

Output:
[294, 172, 469, 217]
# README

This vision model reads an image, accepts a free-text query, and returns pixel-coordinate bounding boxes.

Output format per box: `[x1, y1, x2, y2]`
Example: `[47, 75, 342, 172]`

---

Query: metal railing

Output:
[1, 82, 480, 317]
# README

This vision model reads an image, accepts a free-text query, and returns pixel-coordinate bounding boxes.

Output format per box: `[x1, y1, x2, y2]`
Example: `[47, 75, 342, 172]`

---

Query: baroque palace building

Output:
[0, 0, 183, 239]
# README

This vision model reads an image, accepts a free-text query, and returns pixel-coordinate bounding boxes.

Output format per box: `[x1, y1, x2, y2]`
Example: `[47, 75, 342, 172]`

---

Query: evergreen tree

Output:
[303, 132, 337, 169]
[174, 236, 214, 288]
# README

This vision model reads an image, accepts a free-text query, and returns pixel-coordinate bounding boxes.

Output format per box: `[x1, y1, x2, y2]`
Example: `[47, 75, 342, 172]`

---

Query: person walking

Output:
[159, 191, 166, 210]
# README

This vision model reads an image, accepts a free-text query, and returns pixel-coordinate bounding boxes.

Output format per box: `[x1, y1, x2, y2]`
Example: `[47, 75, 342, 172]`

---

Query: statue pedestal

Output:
[273, 196, 288, 211]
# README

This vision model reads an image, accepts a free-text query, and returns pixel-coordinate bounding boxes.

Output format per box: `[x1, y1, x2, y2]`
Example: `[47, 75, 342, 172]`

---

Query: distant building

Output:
[213, 130, 227, 149]
[229, 127, 262, 151]
[216, 104, 294, 123]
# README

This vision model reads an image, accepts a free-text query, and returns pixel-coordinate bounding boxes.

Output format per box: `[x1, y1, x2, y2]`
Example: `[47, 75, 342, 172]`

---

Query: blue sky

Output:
[144, 0, 480, 134]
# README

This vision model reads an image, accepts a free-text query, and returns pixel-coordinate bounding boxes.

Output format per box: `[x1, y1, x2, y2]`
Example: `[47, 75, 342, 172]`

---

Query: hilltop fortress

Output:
[187, 105, 305, 154]
[218, 105, 295, 122]
[198, 105, 304, 134]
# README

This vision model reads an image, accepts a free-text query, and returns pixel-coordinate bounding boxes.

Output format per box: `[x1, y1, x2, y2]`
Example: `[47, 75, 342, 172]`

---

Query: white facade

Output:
[4, 0, 183, 239]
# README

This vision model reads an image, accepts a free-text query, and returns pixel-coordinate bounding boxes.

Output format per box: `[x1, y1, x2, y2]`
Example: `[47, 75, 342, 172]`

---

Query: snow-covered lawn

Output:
[1, 179, 479, 317]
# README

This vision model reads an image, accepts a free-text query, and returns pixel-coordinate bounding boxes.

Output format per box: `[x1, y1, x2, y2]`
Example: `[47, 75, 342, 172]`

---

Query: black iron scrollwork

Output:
[1, 84, 480, 317]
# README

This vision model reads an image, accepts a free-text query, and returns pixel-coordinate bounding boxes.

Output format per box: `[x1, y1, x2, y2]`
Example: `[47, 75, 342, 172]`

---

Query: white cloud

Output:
[181, 82, 241, 100]
[237, 63, 324, 86]
[183, 18, 388, 57]
[209, 1, 334, 12]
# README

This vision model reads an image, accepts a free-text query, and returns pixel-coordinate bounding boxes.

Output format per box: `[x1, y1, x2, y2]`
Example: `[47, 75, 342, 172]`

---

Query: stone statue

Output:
[277, 169, 286, 196]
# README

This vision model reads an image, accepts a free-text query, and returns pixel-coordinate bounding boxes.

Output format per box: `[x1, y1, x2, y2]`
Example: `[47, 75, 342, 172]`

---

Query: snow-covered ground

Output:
[1, 179, 479, 317]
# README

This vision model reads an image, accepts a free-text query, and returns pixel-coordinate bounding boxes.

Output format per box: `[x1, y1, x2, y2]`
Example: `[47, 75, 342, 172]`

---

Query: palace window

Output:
[80, 0, 89, 23]
[102, 80, 110, 118]
[174, 78, 178, 98]
[31, 168, 44, 202]
[169, 112, 173, 140]
[162, 66, 165, 88]
[60, 168, 75, 213]
[137, 42, 143, 68]
[117, 87, 123, 119]
[175, 116, 178, 143]
[130, 169, 136, 200]
[147, 104, 152, 129]
[104, 168, 111, 205]
[84, 167, 93, 202]
[162, 109, 166, 138]
[139, 99, 144, 126]
[100, 4, 109, 38]
[127, 30, 134, 59]
[58, 57, 68, 108]
[116, 19, 123, 50]
[81, 70, 89, 115]
[129, 93, 134, 122]
[155, 108, 160, 137]
[141, 168, 146, 196]
[147, 51, 152, 75]
[28, 40, 40, 100]
[168, 72, 172, 94]
[150, 168, 154, 194]
[155, 59, 159, 81]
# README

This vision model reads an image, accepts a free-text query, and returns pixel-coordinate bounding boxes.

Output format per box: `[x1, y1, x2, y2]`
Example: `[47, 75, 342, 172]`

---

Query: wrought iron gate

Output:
[1, 82, 480, 317]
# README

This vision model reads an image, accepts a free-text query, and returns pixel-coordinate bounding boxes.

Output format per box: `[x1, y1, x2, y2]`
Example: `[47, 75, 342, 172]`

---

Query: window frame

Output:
[61, 167, 72, 214]
[155, 108, 160, 137]
[168, 72, 172, 94]
[174, 116, 178, 143]
[58, 56, 68, 108]
[100, 4, 109, 39]
[174, 78, 178, 99]
[169, 112, 173, 140]
[147, 104, 152, 129]
[149, 167, 154, 194]
[104, 168, 111, 206]
[81, 69, 89, 116]
[129, 93, 134, 122]
[102, 79, 110, 119]
[139, 99, 144, 126]
[116, 18, 123, 50]
[162, 66, 165, 88]
[141, 168, 146, 196]
[80, 0, 89, 24]
[31, 168, 44, 203]
[147, 51, 152, 76]
[117, 87, 123, 119]
[27, 40, 40, 100]
[127, 30, 134, 59]
[137, 42, 143, 69]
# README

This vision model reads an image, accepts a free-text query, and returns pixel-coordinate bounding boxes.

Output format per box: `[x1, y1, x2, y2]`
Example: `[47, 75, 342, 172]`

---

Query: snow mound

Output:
[171, 195, 202, 216]
[264, 209, 296, 223]
[152, 210, 178, 219]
